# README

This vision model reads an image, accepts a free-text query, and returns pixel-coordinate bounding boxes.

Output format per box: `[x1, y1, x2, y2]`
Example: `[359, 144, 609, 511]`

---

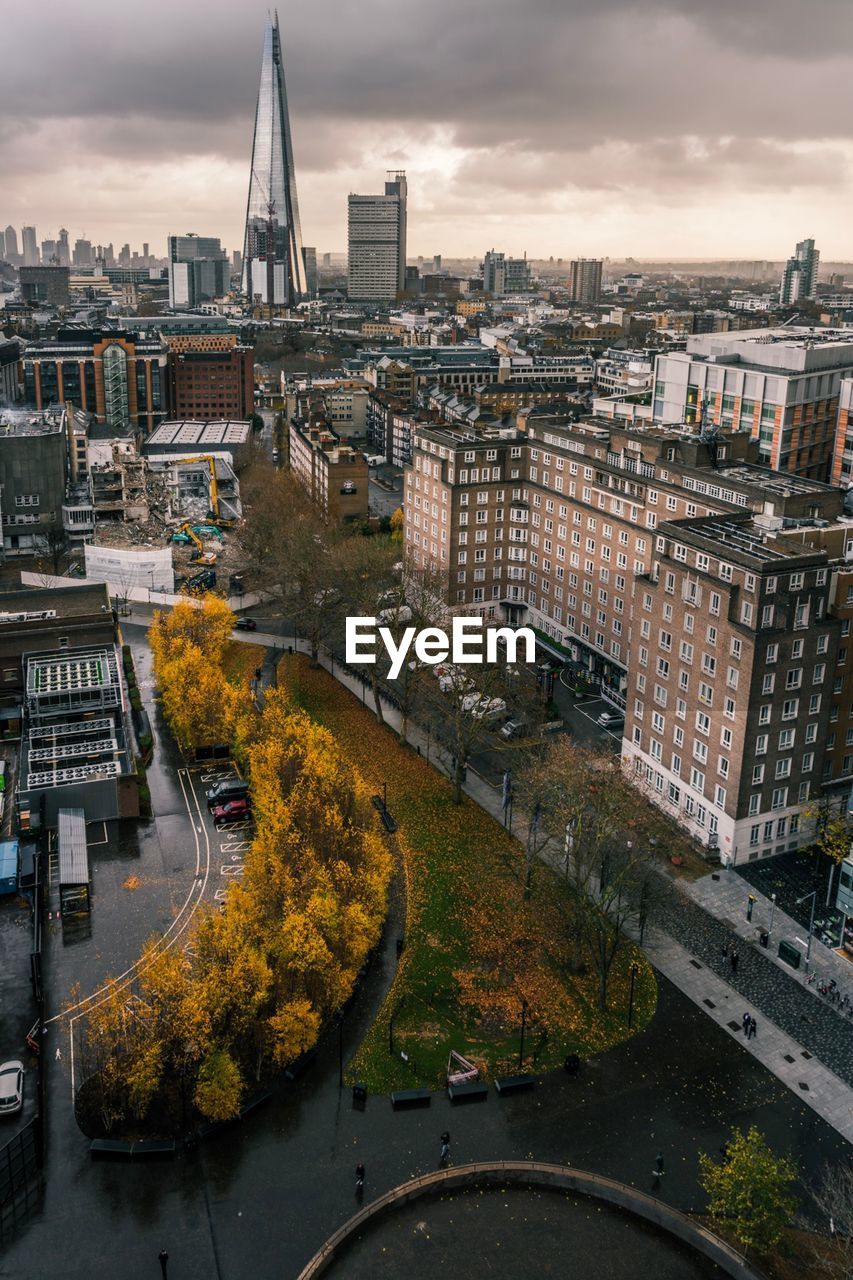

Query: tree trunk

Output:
[370, 670, 385, 725]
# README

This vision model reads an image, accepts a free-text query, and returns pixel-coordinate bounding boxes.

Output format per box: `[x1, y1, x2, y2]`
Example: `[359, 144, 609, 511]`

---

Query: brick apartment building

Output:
[288, 420, 368, 524]
[406, 414, 853, 860]
[166, 338, 254, 421]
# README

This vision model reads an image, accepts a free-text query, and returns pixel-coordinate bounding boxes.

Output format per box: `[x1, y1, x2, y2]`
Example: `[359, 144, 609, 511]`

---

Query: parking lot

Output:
[567, 694, 625, 748]
[0, 896, 38, 1139]
[192, 762, 253, 911]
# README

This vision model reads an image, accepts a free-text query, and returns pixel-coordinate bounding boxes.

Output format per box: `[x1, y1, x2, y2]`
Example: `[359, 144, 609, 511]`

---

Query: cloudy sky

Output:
[3, 0, 853, 261]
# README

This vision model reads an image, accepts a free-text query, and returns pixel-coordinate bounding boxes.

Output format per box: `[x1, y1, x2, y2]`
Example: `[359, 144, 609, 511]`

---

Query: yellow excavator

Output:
[175, 455, 235, 527]
[169, 521, 217, 565]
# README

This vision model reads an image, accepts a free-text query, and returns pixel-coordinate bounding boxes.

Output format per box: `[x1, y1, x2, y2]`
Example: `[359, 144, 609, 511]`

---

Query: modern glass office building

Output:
[242, 13, 307, 306]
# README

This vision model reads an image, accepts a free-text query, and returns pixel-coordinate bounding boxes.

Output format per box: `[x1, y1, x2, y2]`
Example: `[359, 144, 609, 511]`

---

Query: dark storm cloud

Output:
[2, 0, 852, 254]
[4, 0, 853, 160]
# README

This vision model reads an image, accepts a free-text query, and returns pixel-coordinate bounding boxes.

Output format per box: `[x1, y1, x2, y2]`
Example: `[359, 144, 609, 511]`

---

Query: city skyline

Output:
[2, 0, 853, 259]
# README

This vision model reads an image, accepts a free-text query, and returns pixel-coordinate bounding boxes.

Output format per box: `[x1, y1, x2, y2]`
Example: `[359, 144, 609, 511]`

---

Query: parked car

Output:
[0, 1061, 24, 1115]
[205, 779, 250, 809]
[597, 710, 625, 728]
[500, 718, 528, 740]
[235, 618, 258, 631]
[212, 798, 251, 824]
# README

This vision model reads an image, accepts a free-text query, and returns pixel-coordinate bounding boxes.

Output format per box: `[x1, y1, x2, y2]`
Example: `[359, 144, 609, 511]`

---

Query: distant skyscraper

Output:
[73, 238, 93, 267]
[22, 226, 39, 267]
[167, 233, 228, 309]
[347, 171, 407, 302]
[780, 237, 819, 305]
[242, 13, 307, 305]
[302, 246, 318, 298]
[41, 239, 57, 265]
[4, 226, 19, 260]
[0, 229, 5, 260]
[57, 228, 70, 267]
[433, 254, 442, 273]
[569, 258, 603, 305]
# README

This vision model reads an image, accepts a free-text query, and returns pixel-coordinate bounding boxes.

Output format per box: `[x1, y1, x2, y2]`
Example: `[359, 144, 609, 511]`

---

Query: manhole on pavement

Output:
[798, 1082, 810, 1091]
[783, 1054, 795, 1063]
[727, 1021, 742, 1031]
[703, 999, 716, 1009]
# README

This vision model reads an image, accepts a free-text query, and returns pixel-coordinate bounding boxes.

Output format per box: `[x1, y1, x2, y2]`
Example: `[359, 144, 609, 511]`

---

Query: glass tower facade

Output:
[242, 13, 307, 306]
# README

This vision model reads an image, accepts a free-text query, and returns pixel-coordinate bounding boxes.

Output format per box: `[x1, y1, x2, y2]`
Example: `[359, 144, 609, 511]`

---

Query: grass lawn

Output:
[222, 640, 267, 692]
[278, 654, 657, 1093]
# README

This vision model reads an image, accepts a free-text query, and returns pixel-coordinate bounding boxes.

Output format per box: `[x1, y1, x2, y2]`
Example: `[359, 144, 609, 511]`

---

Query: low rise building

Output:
[0, 406, 67, 558]
[288, 420, 368, 523]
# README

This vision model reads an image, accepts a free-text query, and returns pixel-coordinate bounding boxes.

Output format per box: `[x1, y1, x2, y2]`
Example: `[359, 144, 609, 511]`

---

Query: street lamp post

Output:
[518, 999, 528, 1069]
[627, 961, 639, 1028]
[768, 892, 778, 938]
[796, 889, 818, 970]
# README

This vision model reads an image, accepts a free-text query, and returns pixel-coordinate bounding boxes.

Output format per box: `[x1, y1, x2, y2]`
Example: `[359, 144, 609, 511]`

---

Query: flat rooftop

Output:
[664, 515, 819, 566]
[0, 583, 111, 622]
[0, 408, 65, 437]
[146, 420, 251, 448]
[716, 464, 832, 497]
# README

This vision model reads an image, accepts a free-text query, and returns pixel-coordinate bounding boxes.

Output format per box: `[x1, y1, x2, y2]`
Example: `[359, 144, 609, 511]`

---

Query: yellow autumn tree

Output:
[157, 641, 240, 754]
[149, 596, 236, 669]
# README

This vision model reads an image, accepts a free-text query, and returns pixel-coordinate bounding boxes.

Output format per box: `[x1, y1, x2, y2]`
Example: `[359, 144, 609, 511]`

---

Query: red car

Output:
[211, 798, 251, 823]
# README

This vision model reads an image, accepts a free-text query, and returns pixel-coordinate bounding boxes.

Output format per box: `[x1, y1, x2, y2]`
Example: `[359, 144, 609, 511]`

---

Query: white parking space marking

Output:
[221, 864, 244, 875]
[220, 840, 251, 853]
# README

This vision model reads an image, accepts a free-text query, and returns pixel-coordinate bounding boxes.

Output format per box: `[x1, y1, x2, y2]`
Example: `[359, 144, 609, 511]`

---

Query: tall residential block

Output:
[569, 258, 603, 305]
[242, 13, 307, 305]
[347, 171, 407, 302]
[780, 237, 819, 305]
[4, 226, 19, 261]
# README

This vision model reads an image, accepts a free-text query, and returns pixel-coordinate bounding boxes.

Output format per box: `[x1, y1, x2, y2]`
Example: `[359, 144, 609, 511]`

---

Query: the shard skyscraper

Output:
[242, 13, 307, 305]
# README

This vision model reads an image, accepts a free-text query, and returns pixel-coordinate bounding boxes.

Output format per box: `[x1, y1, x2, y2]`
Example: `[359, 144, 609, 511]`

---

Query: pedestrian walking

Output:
[748, 1017, 757, 1039]
[55, 1046, 61, 1061]
[742, 1012, 751, 1036]
[652, 1152, 665, 1187]
[158, 1249, 169, 1278]
[355, 1162, 365, 1193]
[721, 942, 728, 964]
[439, 1131, 450, 1163]
[730, 949, 739, 974]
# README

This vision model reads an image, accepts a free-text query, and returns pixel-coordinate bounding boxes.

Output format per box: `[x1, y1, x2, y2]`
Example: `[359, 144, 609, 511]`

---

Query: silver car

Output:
[0, 1061, 24, 1115]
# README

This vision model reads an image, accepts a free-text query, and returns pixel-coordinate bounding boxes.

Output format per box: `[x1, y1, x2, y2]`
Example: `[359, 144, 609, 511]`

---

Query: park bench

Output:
[494, 1073, 536, 1095]
[447, 1080, 489, 1103]
[391, 1088, 432, 1109]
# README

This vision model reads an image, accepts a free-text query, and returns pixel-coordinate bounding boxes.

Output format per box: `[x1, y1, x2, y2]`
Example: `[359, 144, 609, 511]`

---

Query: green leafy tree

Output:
[700, 1126, 798, 1255]
[194, 1046, 243, 1122]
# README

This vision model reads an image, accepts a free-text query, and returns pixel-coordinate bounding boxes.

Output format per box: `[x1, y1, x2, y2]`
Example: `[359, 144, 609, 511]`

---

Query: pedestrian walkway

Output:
[285, 641, 853, 1146]
[687, 867, 853, 995]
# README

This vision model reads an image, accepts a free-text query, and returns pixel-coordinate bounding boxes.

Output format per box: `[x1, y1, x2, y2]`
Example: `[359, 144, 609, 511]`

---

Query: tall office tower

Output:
[41, 239, 57, 264]
[73, 238, 93, 267]
[119, 243, 131, 266]
[569, 258, 603, 304]
[322, 252, 331, 268]
[105, 243, 115, 267]
[142, 242, 149, 264]
[780, 237, 820, 304]
[57, 228, 70, 266]
[482, 249, 506, 293]
[302, 246, 318, 298]
[433, 254, 442, 273]
[4, 226, 19, 261]
[232, 249, 242, 276]
[167, 233, 228, 309]
[22, 226, 39, 266]
[242, 13, 307, 305]
[347, 171, 407, 302]
[0, 228, 5, 260]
